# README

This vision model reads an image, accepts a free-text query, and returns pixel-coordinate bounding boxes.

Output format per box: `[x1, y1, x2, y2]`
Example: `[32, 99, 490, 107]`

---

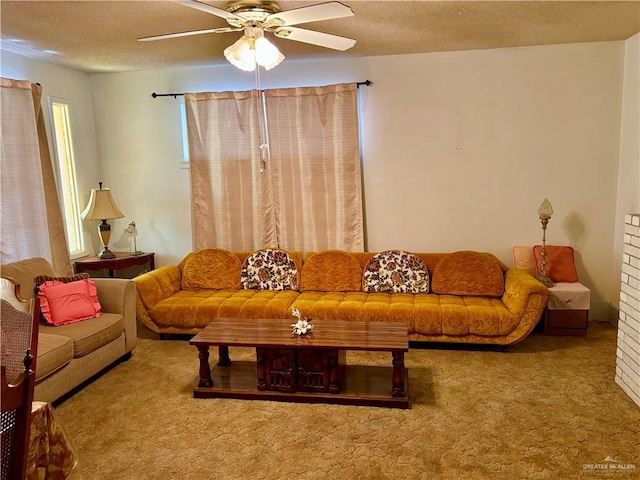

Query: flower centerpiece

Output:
[291, 307, 314, 335]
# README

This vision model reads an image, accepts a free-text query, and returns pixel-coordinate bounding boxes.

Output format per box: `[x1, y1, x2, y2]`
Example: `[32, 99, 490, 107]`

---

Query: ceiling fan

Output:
[138, 0, 356, 71]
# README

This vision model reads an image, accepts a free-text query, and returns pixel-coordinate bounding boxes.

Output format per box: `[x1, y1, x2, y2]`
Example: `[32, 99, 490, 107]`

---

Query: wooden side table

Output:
[74, 252, 155, 278]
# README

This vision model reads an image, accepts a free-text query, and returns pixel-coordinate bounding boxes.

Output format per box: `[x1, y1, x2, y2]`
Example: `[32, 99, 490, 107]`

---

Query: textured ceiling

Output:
[1, 1, 639, 74]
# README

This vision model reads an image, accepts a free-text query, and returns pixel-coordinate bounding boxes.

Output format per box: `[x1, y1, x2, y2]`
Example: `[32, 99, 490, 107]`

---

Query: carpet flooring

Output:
[54, 321, 639, 480]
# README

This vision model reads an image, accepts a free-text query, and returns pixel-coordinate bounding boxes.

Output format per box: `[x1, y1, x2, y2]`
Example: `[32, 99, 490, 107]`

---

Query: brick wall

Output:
[616, 214, 640, 407]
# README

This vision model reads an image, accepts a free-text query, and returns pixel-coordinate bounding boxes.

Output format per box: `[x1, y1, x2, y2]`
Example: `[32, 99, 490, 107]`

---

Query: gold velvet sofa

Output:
[134, 248, 549, 346]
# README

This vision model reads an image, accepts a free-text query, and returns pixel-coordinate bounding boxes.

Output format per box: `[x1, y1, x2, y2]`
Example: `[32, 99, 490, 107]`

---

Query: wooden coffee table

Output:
[189, 318, 410, 408]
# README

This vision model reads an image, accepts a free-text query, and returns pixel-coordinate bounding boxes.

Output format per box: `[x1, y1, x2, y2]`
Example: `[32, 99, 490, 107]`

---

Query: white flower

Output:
[291, 318, 314, 335]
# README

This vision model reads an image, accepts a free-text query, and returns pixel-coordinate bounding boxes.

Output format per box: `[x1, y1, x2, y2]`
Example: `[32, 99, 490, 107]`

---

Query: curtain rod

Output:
[151, 80, 372, 98]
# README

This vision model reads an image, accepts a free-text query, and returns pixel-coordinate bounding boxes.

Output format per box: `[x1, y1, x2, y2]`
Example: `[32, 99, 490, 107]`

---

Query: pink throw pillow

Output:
[37, 279, 101, 326]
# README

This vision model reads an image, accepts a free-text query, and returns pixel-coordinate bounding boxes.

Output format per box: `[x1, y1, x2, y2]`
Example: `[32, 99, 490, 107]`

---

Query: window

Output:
[185, 84, 363, 253]
[49, 99, 85, 257]
[179, 102, 190, 167]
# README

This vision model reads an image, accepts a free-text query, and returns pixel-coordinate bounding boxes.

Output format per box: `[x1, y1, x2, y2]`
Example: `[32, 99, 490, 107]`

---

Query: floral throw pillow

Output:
[241, 249, 299, 291]
[363, 250, 429, 293]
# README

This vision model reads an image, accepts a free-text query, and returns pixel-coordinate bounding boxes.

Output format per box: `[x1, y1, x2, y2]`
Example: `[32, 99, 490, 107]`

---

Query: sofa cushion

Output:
[292, 292, 517, 337]
[35, 333, 74, 381]
[440, 296, 518, 336]
[181, 248, 242, 290]
[149, 289, 300, 329]
[1, 257, 55, 299]
[363, 250, 429, 293]
[292, 291, 417, 333]
[416, 295, 518, 336]
[431, 251, 504, 297]
[533, 245, 579, 283]
[241, 249, 299, 290]
[300, 250, 362, 292]
[38, 279, 102, 326]
[40, 313, 124, 358]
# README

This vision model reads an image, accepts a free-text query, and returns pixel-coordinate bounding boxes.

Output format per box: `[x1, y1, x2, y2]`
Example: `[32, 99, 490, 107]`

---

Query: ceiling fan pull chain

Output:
[255, 60, 261, 91]
[255, 65, 270, 174]
[259, 144, 269, 174]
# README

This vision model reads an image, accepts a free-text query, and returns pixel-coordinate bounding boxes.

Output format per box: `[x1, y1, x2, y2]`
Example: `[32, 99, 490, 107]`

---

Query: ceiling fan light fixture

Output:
[254, 35, 284, 70]
[223, 35, 256, 71]
[224, 27, 284, 72]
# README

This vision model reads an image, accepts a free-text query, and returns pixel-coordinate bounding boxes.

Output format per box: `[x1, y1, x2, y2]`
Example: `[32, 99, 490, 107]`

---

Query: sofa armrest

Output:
[133, 266, 182, 333]
[501, 268, 550, 345]
[92, 278, 137, 353]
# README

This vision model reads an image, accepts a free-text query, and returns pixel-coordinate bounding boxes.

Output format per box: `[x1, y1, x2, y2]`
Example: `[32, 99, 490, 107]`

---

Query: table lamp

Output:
[81, 182, 124, 259]
[124, 221, 143, 256]
[537, 198, 554, 287]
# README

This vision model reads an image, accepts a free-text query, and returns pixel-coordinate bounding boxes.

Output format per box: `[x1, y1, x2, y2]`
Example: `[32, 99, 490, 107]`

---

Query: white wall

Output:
[3, 40, 631, 321]
[0, 50, 103, 256]
[90, 41, 625, 320]
[611, 33, 640, 323]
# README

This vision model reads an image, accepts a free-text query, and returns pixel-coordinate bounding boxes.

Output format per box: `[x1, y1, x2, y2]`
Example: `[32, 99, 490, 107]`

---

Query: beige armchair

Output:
[1, 257, 137, 403]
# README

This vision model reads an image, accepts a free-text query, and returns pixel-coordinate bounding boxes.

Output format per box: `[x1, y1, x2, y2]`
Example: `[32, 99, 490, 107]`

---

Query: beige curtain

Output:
[265, 83, 363, 252]
[186, 82, 363, 253]
[186, 90, 276, 251]
[0, 78, 72, 274]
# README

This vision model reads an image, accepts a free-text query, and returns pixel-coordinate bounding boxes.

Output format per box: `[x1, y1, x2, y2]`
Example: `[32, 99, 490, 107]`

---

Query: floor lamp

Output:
[81, 182, 124, 259]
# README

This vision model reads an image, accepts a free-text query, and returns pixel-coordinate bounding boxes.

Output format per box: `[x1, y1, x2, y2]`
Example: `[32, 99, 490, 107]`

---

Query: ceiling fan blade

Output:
[267, 2, 353, 27]
[174, 0, 245, 24]
[138, 27, 240, 42]
[275, 26, 356, 51]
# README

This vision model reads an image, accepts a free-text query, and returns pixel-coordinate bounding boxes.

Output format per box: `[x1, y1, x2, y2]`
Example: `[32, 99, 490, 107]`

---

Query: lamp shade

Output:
[537, 198, 553, 220]
[81, 186, 124, 221]
[254, 36, 284, 70]
[223, 27, 285, 72]
[224, 36, 257, 72]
